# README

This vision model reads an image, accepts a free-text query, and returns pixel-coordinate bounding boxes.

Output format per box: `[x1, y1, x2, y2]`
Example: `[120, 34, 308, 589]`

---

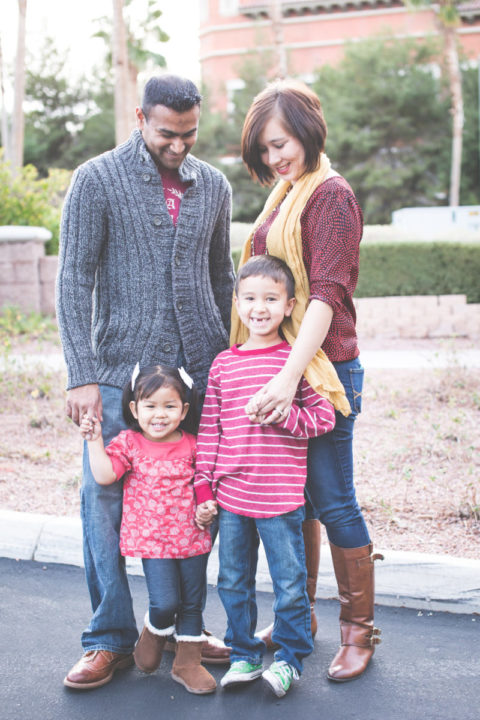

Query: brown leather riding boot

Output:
[303, 518, 321, 638]
[327, 542, 384, 682]
[255, 518, 321, 649]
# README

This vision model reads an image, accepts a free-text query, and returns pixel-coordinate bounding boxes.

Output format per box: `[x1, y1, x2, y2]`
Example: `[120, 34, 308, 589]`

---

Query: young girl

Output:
[79, 364, 216, 695]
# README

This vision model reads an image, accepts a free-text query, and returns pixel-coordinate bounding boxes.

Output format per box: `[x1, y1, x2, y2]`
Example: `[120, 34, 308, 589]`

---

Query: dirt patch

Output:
[0, 339, 479, 558]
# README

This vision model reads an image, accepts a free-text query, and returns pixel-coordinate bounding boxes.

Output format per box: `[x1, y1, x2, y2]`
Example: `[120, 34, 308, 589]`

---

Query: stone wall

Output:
[0, 226, 56, 315]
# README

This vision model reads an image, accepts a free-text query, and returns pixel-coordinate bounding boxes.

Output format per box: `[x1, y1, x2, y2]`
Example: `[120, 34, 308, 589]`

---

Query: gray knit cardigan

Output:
[56, 130, 234, 394]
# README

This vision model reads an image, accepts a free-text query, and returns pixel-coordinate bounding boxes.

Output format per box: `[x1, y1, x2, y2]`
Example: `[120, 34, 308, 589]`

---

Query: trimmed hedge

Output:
[231, 242, 480, 303]
[356, 242, 480, 302]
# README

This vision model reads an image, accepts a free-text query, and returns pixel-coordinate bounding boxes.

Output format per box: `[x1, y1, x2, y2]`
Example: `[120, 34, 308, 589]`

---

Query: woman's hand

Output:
[245, 367, 299, 425]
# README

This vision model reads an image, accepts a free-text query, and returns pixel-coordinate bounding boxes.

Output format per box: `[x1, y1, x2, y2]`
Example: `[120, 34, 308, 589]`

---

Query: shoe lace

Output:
[273, 661, 299, 686]
[231, 660, 255, 672]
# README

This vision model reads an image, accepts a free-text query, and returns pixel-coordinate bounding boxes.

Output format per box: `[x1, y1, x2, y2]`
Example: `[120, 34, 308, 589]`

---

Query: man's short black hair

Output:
[142, 74, 202, 117]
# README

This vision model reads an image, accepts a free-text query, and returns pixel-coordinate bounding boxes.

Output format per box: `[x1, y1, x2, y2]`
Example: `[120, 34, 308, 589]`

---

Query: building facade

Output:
[199, 0, 480, 110]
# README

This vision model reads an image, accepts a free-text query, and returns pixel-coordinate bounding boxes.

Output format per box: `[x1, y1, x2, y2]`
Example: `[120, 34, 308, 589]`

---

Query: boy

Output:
[194, 255, 336, 697]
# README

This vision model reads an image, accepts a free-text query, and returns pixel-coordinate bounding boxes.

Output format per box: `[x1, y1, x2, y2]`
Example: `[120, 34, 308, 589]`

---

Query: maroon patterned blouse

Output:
[251, 175, 362, 362]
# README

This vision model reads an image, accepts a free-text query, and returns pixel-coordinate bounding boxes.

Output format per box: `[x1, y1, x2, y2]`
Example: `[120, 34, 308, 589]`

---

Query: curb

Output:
[2, 508, 479, 615]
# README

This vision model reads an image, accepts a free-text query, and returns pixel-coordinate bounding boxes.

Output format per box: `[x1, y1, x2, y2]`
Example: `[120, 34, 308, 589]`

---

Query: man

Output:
[57, 74, 234, 690]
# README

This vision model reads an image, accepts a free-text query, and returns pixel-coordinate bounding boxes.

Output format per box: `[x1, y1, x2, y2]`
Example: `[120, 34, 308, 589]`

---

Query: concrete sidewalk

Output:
[2, 346, 480, 373]
[1, 508, 479, 615]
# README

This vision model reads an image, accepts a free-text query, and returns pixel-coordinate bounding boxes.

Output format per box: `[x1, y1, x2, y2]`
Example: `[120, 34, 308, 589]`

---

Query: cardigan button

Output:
[164, 343, 172, 353]
[174, 254, 181, 266]
[153, 216, 162, 226]
[177, 301, 183, 310]
[142, 173, 151, 182]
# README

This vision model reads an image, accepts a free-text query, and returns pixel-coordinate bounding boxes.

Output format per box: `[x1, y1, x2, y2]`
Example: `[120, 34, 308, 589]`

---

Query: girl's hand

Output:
[195, 500, 217, 530]
[245, 368, 298, 425]
[80, 414, 102, 442]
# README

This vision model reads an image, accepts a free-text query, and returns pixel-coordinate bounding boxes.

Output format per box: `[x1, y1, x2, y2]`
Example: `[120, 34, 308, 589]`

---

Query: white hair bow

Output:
[131, 362, 140, 391]
[178, 366, 193, 389]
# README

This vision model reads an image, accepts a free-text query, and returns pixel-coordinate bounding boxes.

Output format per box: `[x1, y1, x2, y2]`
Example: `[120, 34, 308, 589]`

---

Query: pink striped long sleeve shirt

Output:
[194, 341, 336, 518]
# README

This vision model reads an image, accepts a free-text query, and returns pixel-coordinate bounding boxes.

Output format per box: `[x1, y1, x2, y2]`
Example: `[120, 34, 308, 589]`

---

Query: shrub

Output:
[0, 158, 71, 255]
[357, 242, 480, 302]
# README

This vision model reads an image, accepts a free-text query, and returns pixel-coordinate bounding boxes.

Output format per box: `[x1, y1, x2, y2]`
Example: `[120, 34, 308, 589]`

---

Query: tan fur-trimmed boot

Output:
[255, 518, 321, 649]
[171, 638, 217, 695]
[327, 542, 384, 682]
[133, 613, 175, 673]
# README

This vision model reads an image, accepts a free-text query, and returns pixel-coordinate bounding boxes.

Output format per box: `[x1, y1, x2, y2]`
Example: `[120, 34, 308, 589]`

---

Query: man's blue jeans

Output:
[218, 506, 313, 675]
[305, 357, 370, 548]
[80, 385, 138, 653]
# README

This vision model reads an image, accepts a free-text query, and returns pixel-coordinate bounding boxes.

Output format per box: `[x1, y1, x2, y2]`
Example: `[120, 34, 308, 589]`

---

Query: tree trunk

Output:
[269, 0, 287, 80]
[0, 35, 10, 162]
[443, 25, 463, 207]
[112, 0, 131, 144]
[128, 61, 139, 119]
[12, 0, 27, 170]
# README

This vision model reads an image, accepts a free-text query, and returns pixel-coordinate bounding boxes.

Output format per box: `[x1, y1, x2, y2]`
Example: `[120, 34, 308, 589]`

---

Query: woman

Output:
[232, 79, 383, 682]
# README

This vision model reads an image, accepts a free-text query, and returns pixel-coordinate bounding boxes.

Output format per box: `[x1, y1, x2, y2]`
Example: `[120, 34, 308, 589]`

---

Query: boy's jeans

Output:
[218, 506, 313, 674]
[80, 385, 138, 653]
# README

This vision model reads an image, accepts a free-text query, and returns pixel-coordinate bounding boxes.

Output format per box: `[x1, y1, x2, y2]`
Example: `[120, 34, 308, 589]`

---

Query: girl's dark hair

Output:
[241, 79, 327, 186]
[235, 255, 295, 299]
[122, 364, 200, 435]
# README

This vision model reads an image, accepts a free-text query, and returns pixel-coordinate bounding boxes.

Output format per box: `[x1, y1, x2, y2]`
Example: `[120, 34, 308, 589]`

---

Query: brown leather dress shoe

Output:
[200, 630, 231, 665]
[63, 650, 134, 690]
[165, 630, 231, 665]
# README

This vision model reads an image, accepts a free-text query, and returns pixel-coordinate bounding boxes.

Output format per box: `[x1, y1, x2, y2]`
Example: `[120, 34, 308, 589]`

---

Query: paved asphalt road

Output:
[2, 558, 478, 720]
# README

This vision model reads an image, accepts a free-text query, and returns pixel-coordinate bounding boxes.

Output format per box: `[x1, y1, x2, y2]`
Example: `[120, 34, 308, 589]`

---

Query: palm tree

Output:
[408, 0, 464, 206]
[12, 0, 27, 171]
[103, 0, 169, 143]
[112, 0, 130, 143]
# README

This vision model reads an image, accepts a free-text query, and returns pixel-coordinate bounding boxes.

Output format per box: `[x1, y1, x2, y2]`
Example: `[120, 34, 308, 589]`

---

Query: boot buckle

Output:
[369, 627, 382, 646]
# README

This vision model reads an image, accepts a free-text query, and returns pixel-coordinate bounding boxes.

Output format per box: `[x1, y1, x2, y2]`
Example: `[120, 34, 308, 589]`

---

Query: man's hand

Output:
[195, 500, 218, 530]
[66, 384, 103, 427]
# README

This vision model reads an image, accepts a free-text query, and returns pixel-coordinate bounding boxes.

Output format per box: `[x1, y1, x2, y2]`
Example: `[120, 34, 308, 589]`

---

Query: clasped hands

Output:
[244, 370, 297, 425]
[195, 500, 218, 530]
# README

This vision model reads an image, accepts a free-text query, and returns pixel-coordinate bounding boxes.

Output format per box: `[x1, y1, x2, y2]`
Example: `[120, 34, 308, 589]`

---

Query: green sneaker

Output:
[220, 660, 263, 687]
[262, 661, 299, 697]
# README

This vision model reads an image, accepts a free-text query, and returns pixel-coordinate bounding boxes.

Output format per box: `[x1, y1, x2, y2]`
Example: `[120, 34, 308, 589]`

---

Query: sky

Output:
[0, 0, 200, 106]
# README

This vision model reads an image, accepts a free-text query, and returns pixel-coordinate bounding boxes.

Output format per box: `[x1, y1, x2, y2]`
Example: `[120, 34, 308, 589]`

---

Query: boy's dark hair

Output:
[235, 255, 295, 300]
[122, 364, 200, 435]
[142, 74, 202, 117]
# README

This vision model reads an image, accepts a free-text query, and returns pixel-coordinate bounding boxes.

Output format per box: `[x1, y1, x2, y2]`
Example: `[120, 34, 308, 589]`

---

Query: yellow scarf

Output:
[230, 154, 351, 417]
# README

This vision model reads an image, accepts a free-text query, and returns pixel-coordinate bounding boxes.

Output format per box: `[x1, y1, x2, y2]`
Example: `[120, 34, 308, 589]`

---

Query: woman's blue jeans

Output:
[142, 554, 209, 636]
[218, 506, 313, 674]
[80, 385, 138, 653]
[305, 357, 370, 548]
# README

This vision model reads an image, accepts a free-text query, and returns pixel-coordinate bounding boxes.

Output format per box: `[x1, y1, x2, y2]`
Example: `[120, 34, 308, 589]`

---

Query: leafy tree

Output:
[23, 39, 92, 174]
[196, 53, 274, 222]
[313, 36, 452, 224]
[22, 38, 115, 174]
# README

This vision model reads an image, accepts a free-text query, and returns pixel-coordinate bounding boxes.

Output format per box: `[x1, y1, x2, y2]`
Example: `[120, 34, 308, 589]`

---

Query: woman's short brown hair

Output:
[241, 79, 327, 186]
